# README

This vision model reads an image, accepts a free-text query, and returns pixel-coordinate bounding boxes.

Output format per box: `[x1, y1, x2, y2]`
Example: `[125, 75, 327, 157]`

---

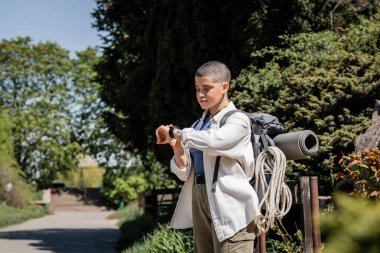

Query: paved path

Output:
[0, 211, 120, 253]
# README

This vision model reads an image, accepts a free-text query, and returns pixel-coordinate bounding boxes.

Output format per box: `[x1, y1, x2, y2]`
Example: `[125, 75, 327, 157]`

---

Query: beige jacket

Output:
[169, 102, 262, 242]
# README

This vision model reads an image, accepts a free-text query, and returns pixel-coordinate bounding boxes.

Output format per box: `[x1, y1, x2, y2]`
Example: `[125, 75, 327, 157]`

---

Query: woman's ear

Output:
[222, 82, 229, 94]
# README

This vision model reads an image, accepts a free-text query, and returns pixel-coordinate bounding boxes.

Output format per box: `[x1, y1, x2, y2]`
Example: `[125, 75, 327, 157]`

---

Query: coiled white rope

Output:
[253, 146, 292, 232]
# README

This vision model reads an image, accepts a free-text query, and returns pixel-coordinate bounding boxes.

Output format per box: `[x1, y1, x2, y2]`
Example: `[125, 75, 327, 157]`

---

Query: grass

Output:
[109, 202, 307, 253]
[122, 224, 193, 253]
[0, 202, 47, 228]
[107, 201, 143, 226]
[108, 202, 155, 251]
[123, 224, 193, 253]
[108, 201, 194, 252]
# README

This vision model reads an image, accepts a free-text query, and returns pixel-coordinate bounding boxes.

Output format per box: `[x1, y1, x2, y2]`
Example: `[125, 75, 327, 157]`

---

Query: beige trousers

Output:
[192, 184, 256, 253]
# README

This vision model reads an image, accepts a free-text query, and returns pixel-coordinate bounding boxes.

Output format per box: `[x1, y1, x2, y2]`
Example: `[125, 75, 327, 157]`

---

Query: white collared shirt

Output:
[170, 102, 262, 242]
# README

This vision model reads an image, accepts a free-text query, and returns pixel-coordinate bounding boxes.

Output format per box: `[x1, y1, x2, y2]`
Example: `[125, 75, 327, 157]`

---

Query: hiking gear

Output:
[273, 130, 319, 160]
[211, 110, 283, 193]
[211, 110, 292, 233]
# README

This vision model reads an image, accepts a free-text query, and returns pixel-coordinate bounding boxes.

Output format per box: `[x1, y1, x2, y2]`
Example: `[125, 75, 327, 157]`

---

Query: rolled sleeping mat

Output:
[273, 130, 319, 160]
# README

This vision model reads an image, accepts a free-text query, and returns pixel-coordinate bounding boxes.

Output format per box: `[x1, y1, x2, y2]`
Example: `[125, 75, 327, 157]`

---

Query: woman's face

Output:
[195, 75, 227, 111]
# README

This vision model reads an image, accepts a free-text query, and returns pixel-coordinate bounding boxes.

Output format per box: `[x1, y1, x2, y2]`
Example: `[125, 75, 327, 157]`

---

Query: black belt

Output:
[194, 174, 205, 186]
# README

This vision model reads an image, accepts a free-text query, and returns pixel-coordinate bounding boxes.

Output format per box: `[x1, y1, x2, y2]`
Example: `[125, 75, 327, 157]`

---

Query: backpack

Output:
[211, 109, 284, 192]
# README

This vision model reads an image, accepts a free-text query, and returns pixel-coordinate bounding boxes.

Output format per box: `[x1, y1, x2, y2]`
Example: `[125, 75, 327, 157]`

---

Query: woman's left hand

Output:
[155, 125, 172, 144]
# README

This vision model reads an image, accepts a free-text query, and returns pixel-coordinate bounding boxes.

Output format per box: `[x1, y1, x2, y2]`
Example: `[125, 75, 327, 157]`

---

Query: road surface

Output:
[0, 211, 119, 253]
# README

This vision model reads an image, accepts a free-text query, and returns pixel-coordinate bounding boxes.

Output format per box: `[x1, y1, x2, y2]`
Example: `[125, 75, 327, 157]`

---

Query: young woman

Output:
[156, 61, 262, 253]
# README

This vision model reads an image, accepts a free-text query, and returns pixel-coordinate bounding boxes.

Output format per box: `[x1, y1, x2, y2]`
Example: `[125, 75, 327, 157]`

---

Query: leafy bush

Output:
[321, 194, 380, 253]
[102, 175, 148, 206]
[123, 224, 193, 253]
[0, 157, 35, 208]
[267, 222, 303, 253]
[231, 14, 380, 194]
[337, 148, 380, 199]
[101, 151, 177, 206]
[0, 110, 35, 208]
[0, 203, 46, 228]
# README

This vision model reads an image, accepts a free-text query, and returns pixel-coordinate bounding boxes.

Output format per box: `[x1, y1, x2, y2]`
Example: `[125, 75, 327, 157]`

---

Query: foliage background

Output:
[321, 195, 380, 253]
[231, 14, 380, 194]
[92, 0, 380, 194]
[0, 0, 379, 210]
[0, 0, 379, 252]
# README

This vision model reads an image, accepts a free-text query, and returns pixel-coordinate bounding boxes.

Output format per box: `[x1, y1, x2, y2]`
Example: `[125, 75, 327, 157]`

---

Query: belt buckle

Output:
[194, 175, 204, 186]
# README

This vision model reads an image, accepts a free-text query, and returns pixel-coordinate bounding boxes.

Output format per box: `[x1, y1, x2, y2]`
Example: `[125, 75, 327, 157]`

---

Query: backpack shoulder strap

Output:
[211, 109, 247, 193]
[219, 109, 243, 127]
[211, 156, 221, 193]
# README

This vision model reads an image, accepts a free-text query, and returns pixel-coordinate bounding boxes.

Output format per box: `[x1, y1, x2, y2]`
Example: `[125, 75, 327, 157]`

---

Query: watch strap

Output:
[169, 126, 180, 138]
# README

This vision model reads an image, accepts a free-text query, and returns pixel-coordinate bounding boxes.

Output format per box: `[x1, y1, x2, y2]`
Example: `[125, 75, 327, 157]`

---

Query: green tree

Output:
[247, 0, 379, 51]
[0, 37, 81, 188]
[0, 110, 15, 158]
[231, 15, 380, 194]
[0, 37, 152, 202]
[92, 0, 263, 166]
[69, 47, 172, 199]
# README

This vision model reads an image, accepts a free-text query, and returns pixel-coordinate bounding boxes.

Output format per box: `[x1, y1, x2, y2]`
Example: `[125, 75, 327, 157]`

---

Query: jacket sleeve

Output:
[180, 112, 251, 158]
[169, 118, 206, 181]
[169, 154, 191, 181]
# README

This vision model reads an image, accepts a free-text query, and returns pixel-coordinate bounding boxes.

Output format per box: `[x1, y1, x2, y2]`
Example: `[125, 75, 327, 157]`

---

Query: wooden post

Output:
[258, 229, 266, 253]
[300, 176, 313, 253]
[310, 177, 321, 253]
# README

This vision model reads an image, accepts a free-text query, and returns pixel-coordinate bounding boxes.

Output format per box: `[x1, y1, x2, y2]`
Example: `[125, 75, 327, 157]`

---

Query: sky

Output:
[0, 0, 103, 57]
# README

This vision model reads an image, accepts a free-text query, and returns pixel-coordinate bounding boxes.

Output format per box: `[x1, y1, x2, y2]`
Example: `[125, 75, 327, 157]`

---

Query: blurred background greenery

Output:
[0, 0, 379, 251]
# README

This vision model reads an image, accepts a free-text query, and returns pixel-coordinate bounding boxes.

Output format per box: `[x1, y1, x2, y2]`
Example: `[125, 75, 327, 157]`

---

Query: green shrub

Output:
[337, 148, 380, 199]
[0, 156, 36, 208]
[101, 151, 176, 206]
[321, 194, 380, 253]
[0, 203, 46, 228]
[266, 222, 303, 253]
[231, 14, 380, 194]
[102, 176, 147, 206]
[123, 224, 193, 253]
[0, 111, 36, 208]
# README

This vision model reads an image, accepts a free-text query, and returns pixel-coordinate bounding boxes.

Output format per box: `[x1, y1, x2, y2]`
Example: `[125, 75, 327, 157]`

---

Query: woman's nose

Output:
[197, 92, 206, 98]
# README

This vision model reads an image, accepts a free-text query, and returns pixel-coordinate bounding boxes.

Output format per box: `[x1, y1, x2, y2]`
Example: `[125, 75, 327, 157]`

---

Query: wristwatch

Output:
[169, 126, 180, 139]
